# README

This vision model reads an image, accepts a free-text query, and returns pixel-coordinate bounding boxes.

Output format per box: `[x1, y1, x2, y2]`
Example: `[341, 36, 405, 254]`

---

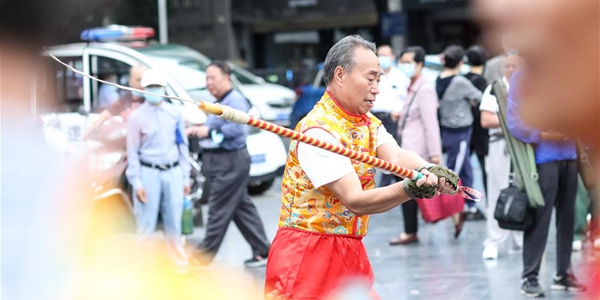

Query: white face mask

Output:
[399, 63, 417, 78]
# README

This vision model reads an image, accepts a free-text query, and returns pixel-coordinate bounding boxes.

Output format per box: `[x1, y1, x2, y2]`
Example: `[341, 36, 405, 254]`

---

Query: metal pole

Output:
[158, 0, 168, 44]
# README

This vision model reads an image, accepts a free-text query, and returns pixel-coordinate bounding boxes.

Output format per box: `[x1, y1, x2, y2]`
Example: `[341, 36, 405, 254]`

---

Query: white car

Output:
[138, 45, 296, 126]
[40, 29, 287, 195]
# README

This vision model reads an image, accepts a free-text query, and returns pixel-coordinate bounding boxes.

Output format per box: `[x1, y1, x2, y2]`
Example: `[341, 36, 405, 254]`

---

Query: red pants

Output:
[264, 227, 380, 300]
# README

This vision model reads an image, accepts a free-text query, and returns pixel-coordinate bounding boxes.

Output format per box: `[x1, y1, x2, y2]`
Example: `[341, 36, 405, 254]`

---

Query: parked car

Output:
[289, 62, 326, 129]
[39, 25, 287, 196]
[137, 44, 296, 126]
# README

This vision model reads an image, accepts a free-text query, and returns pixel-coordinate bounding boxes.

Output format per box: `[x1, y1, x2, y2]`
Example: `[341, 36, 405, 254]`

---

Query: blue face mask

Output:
[378, 56, 392, 70]
[399, 63, 417, 78]
[144, 87, 165, 105]
[131, 90, 144, 98]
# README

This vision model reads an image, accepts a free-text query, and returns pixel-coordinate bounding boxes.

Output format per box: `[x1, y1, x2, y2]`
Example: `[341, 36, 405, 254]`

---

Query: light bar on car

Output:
[81, 25, 155, 42]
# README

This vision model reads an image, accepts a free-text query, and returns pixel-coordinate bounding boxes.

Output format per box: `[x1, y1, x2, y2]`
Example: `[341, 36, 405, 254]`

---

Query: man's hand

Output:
[403, 168, 439, 199]
[186, 125, 210, 138]
[429, 155, 442, 165]
[425, 165, 460, 193]
[184, 185, 190, 196]
[391, 111, 401, 122]
[136, 188, 147, 203]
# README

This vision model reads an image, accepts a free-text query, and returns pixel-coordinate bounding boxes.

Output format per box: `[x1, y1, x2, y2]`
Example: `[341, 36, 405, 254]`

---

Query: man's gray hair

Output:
[322, 35, 376, 85]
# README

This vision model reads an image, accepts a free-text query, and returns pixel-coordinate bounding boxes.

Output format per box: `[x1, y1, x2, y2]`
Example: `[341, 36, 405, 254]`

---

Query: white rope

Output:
[45, 51, 224, 113]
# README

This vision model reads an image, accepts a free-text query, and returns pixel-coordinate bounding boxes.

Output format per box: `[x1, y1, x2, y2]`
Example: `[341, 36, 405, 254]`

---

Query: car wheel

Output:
[248, 178, 275, 195]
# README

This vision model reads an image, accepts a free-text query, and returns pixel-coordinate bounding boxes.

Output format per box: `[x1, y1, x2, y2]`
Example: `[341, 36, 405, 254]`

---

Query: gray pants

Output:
[133, 165, 187, 266]
[522, 160, 577, 280]
[199, 148, 270, 260]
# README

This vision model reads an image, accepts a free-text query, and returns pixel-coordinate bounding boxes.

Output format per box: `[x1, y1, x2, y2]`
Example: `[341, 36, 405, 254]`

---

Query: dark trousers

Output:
[199, 148, 270, 260]
[441, 127, 474, 207]
[402, 200, 419, 234]
[522, 161, 577, 280]
[373, 111, 398, 187]
[476, 153, 488, 199]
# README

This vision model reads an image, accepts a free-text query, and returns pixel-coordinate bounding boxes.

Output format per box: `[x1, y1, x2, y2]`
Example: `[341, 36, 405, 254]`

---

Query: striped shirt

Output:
[436, 75, 483, 128]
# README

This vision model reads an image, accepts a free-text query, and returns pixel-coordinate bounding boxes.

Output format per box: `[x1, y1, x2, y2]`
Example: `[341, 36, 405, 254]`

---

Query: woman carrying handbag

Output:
[389, 46, 466, 245]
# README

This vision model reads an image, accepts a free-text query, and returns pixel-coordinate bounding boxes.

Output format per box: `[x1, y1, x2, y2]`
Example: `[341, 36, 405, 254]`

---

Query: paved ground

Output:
[187, 157, 597, 299]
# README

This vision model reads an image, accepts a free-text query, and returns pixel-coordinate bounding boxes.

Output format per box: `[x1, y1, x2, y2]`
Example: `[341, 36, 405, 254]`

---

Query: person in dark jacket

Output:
[465, 45, 489, 214]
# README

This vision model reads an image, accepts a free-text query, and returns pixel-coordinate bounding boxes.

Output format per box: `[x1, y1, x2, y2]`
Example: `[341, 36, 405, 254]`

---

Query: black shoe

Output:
[244, 255, 268, 268]
[521, 278, 545, 298]
[551, 274, 587, 292]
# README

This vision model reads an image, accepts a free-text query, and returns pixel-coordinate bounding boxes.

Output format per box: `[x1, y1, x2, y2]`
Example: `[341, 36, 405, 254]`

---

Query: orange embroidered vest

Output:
[278, 91, 381, 236]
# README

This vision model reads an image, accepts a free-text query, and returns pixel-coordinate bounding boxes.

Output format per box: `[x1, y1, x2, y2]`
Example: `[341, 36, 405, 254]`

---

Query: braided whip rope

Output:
[47, 52, 481, 201]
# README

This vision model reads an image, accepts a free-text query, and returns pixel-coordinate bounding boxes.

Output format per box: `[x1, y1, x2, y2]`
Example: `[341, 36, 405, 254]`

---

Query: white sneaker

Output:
[482, 246, 498, 260]
[572, 240, 583, 252]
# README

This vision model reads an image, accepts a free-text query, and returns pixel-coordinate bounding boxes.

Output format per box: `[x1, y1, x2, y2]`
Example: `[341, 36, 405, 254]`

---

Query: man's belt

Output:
[141, 161, 179, 171]
[489, 131, 505, 143]
[202, 146, 246, 154]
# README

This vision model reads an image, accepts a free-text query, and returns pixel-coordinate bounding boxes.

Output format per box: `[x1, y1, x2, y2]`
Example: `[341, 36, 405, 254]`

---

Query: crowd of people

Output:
[368, 39, 596, 298]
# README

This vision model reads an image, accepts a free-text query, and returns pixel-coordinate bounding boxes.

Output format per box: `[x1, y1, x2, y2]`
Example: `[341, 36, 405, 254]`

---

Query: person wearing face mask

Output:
[125, 69, 192, 270]
[389, 46, 464, 245]
[373, 45, 410, 187]
[84, 64, 148, 137]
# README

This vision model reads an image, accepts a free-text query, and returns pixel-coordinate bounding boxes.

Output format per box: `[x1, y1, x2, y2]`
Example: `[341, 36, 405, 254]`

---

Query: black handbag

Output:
[494, 183, 533, 231]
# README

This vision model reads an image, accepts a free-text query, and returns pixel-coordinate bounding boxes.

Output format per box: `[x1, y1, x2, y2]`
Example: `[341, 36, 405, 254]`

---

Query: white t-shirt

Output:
[479, 77, 510, 135]
[373, 66, 410, 113]
[297, 125, 396, 188]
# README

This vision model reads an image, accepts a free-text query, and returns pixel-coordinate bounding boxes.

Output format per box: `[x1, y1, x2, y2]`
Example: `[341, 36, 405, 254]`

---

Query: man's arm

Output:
[377, 141, 430, 171]
[326, 173, 414, 216]
[299, 128, 451, 216]
[84, 110, 114, 137]
[177, 117, 191, 186]
[210, 95, 248, 139]
[125, 115, 143, 191]
[479, 85, 501, 129]
[481, 111, 500, 129]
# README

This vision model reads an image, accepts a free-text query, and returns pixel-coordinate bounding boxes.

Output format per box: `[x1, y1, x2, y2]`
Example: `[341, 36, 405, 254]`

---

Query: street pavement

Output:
[187, 156, 596, 300]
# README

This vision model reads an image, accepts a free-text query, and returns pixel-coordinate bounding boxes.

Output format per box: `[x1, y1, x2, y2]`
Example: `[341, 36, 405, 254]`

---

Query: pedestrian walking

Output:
[507, 72, 587, 297]
[465, 45, 490, 201]
[373, 44, 410, 187]
[188, 61, 271, 268]
[388, 46, 465, 244]
[436, 45, 483, 218]
[480, 51, 524, 260]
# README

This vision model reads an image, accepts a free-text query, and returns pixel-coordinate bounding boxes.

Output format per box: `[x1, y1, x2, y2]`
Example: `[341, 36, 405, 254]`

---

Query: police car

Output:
[41, 25, 287, 195]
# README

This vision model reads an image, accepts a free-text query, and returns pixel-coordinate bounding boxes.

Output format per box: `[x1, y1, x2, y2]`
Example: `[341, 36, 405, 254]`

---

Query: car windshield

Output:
[229, 64, 261, 85]
[150, 57, 207, 92]
[139, 45, 261, 86]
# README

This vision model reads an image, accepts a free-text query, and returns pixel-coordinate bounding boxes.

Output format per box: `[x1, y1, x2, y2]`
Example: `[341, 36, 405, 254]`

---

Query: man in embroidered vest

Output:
[264, 35, 459, 300]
